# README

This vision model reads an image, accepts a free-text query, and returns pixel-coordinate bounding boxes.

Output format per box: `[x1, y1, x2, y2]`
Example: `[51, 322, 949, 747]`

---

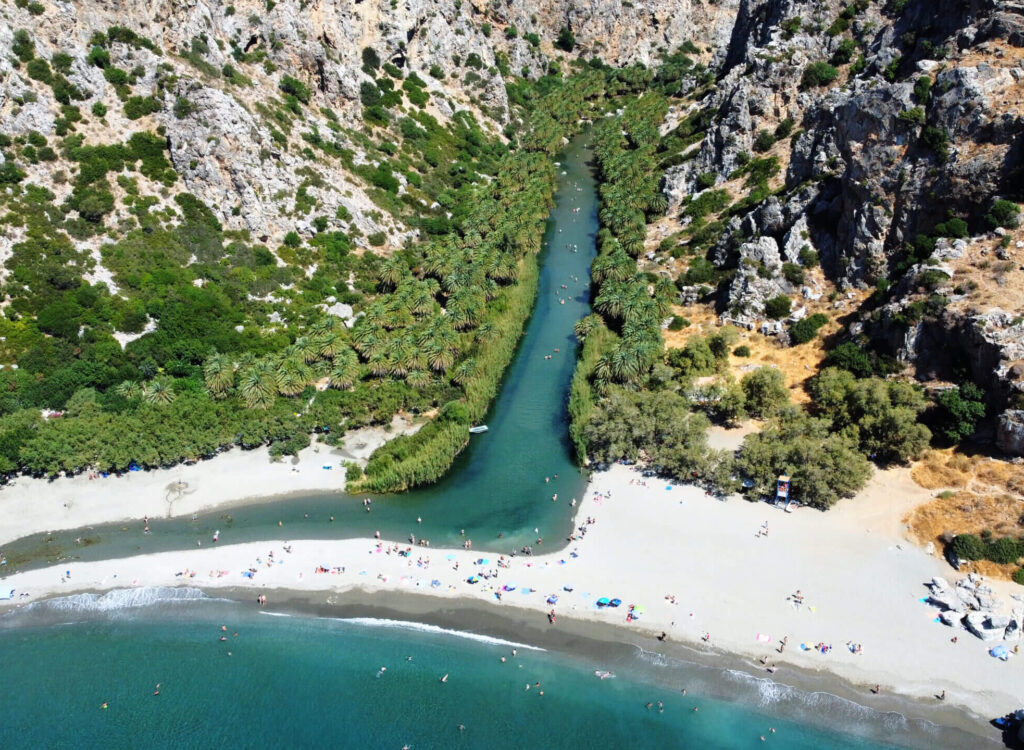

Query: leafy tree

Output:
[801, 62, 839, 89]
[789, 312, 828, 344]
[764, 295, 791, 319]
[824, 342, 874, 377]
[740, 367, 788, 418]
[736, 411, 872, 509]
[935, 382, 986, 443]
[556, 27, 576, 52]
[279, 75, 311, 104]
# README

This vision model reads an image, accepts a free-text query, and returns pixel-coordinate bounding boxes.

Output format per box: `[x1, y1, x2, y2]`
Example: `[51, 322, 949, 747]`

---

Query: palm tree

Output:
[451, 357, 476, 386]
[406, 369, 433, 389]
[115, 380, 142, 400]
[277, 357, 312, 396]
[574, 314, 599, 342]
[328, 348, 361, 389]
[292, 336, 320, 364]
[202, 352, 235, 399]
[238, 359, 278, 409]
[142, 378, 176, 405]
[316, 329, 345, 359]
[379, 257, 408, 290]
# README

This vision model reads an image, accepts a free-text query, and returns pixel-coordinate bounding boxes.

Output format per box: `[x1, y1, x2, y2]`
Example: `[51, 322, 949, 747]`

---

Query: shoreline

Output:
[2, 464, 1020, 743]
[0, 415, 423, 547]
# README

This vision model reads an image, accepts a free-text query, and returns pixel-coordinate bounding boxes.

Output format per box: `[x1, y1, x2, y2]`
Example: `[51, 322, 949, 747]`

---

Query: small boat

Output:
[469, 425, 488, 434]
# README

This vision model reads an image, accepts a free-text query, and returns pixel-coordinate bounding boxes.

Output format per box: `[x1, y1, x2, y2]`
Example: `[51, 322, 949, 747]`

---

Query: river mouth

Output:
[1, 138, 599, 573]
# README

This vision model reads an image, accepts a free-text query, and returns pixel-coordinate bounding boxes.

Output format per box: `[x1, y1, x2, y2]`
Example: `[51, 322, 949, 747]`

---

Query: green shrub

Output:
[667, 316, 689, 331]
[525, 32, 541, 47]
[921, 126, 949, 162]
[1013, 568, 1024, 586]
[91, 101, 108, 118]
[556, 26, 576, 52]
[87, 45, 111, 68]
[123, 96, 161, 119]
[781, 262, 804, 285]
[801, 62, 839, 89]
[173, 96, 196, 118]
[283, 231, 301, 248]
[898, 107, 926, 126]
[367, 231, 386, 246]
[681, 257, 715, 285]
[987, 537, 1023, 565]
[103, 66, 129, 84]
[985, 199, 1019, 230]
[740, 367, 789, 418]
[798, 247, 819, 267]
[733, 345, 751, 357]
[774, 117, 795, 140]
[361, 47, 381, 70]
[26, 57, 52, 83]
[781, 17, 802, 39]
[753, 130, 775, 152]
[764, 295, 791, 320]
[950, 533, 985, 561]
[428, 64, 444, 79]
[695, 172, 717, 190]
[934, 217, 968, 238]
[936, 382, 985, 443]
[830, 38, 857, 66]
[913, 75, 932, 103]
[798, 61, 839, 89]
[505, 25, 518, 39]
[279, 75, 311, 104]
[789, 313, 828, 345]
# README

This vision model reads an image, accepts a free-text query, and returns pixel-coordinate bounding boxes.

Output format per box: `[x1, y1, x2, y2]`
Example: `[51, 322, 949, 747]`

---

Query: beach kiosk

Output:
[776, 475, 791, 509]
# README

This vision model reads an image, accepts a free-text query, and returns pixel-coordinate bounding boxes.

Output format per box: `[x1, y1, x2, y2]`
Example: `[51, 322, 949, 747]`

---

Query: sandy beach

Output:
[0, 415, 422, 547]
[2, 463, 1020, 728]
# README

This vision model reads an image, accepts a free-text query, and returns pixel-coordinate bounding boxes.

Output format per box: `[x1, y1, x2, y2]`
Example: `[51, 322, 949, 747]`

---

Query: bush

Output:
[26, 57, 52, 83]
[123, 96, 161, 119]
[87, 45, 111, 68]
[91, 101, 108, 117]
[525, 32, 541, 47]
[987, 537, 1023, 565]
[789, 313, 828, 345]
[681, 257, 715, 285]
[173, 96, 197, 118]
[740, 367, 789, 418]
[556, 26, 576, 52]
[781, 17, 802, 39]
[986, 199, 1020, 230]
[801, 62, 839, 89]
[774, 117, 795, 140]
[824, 342, 874, 377]
[950, 533, 985, 561]
[798, 247, 819, 267]
[764, 295, 791, 320]
[830, 38, 857, 66]
[279, 75, 310, 104]
[667, 316, 689, 331]
[934, 217, 968, 238]
[921, 126, 949, 162]
[283, 231, 301, 248]
[733, 345, 751, 357]
[367, 231, 386, 246]
[362, 47, 381, 70]
[1014, 568, 1024, 586]
[428, 64, 444, 79]
[695, 172, 717, 190]
[781, 262, 804, 286]
[753, 130, 775, 152]
[12, 29, 35, 63]
[936, 382, 986, 443]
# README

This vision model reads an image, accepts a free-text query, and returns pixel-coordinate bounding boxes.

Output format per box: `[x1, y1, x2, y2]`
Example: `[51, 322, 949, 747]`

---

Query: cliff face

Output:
[661, 0, 1024, 444]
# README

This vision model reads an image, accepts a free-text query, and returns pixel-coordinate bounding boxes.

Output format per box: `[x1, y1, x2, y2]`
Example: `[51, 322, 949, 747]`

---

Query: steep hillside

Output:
[661, 0, 1024, 451]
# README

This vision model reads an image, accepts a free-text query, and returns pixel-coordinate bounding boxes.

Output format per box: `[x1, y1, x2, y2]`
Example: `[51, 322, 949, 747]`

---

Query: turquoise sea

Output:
[0, 589, 938, 750]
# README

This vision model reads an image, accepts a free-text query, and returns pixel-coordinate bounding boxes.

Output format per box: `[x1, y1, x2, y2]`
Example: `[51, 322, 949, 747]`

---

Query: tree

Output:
[801, 62, 839, 89]
[142, 378, 176, 405]
[740, 367, 789, 418]
[203, 352, 235, 398]
[764, 295, 791, 320]
[279, 75, 311, 104]
[328, 349, 361, 389]
[936, 383, 986, 443]
[239, 360, 278, 409]
[556, 27, 576, 52]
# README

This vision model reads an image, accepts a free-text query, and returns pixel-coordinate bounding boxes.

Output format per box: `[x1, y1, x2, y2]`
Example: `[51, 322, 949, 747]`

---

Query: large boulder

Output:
[996, 410, 1024, 457]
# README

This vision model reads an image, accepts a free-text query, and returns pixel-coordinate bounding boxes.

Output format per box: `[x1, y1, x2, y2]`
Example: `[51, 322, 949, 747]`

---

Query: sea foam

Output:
[26, 586, 210, 613]
[336, 617, 545, 652]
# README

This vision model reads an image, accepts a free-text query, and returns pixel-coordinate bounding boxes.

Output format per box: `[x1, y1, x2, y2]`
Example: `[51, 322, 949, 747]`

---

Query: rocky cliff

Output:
[661, 0, 1024, 449]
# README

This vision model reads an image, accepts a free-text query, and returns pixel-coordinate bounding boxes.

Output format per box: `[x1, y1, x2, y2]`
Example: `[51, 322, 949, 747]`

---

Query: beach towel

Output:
[755, 633, 771, 643]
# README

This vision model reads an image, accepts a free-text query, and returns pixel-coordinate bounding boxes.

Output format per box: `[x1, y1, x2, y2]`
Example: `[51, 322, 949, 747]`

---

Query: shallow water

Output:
[0, 592, 924, 750]
[2, 138, 597, 570]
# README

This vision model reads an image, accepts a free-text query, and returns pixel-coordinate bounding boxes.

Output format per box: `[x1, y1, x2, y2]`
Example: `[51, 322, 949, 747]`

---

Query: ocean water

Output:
[0, 590, 924, 750]
[2, 138, 598, 572]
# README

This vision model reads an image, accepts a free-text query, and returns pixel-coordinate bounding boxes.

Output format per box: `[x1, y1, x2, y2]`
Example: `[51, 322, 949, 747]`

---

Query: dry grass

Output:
[905, 448, 1024, 579]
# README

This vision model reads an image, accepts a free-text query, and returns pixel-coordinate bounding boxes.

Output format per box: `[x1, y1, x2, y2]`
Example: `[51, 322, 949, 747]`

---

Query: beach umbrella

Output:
[597, 597, 610, 607]
[563, 585, 574, 592]
[467, 575, 479, 584]
[546, 595, 559, 604]
[609, 598, 622, 607]
[503, 584, 517, 591]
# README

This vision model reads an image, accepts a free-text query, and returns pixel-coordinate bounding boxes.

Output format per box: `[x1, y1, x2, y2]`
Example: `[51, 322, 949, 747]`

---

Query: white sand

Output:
[0, 414, 421, 546]
[2, 464, 1020, 719]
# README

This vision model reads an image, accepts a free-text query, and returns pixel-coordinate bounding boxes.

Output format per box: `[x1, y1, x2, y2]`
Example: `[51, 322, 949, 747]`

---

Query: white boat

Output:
[469, 425, 488, 434]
